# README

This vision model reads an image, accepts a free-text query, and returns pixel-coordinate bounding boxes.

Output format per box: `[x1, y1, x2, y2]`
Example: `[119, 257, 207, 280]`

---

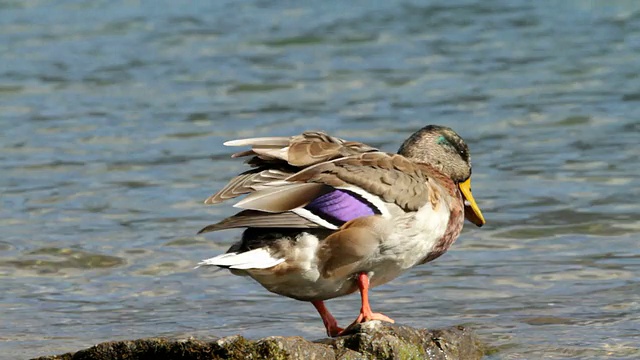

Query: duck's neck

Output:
[417, 164, 465, 264]
[417, 163, 460, 198]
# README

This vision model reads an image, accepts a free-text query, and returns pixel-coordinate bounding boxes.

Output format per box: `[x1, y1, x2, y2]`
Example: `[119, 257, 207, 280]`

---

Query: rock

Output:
[32, 322, 484, 360]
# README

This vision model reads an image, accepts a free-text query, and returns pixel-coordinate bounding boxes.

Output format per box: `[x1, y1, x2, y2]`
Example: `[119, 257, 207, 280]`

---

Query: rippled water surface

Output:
[2, 1, 639, 359]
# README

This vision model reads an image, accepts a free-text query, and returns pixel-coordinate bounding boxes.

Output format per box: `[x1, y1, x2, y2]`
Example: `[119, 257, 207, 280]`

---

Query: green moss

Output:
[212, 336, 257, 359]
[255, 339, 288, 360]
[394, 342, 426, 360]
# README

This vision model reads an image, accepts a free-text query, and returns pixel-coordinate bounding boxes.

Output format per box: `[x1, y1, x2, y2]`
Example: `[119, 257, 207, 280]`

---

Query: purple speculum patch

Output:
[304, 189, 379, 226]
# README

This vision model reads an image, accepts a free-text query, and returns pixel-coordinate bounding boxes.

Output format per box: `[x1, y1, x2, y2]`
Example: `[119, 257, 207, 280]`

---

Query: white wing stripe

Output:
[292, 208, 339, 230]
[197, 248, 285, 269]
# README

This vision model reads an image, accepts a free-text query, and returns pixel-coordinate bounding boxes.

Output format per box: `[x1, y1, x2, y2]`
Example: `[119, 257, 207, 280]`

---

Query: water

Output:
[1, 1, 639, 358]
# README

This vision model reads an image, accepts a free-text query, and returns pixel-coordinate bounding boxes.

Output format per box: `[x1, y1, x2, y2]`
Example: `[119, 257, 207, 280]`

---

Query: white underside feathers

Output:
[197, 248, 285, 270]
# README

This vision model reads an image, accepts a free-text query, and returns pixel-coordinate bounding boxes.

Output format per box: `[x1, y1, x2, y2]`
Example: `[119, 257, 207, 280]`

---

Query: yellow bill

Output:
[458, 178, 485, 227]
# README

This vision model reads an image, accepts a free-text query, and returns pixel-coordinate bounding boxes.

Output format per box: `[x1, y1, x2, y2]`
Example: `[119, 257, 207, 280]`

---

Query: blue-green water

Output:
[1, 1, 639, 358]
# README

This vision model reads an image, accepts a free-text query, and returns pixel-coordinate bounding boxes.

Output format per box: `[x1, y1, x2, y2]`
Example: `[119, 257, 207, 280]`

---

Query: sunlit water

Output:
[1, 1, 639, 359]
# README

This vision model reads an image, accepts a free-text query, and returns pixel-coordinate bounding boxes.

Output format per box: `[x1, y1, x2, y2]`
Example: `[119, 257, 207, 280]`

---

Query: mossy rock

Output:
[33, 322, 483, 360]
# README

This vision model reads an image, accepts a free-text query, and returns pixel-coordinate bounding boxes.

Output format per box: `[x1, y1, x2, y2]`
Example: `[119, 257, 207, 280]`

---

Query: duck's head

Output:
[397, 125, 485, 227]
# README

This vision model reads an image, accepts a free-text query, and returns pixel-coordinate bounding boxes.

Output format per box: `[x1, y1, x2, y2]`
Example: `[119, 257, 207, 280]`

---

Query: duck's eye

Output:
[458, 148, 469, 161]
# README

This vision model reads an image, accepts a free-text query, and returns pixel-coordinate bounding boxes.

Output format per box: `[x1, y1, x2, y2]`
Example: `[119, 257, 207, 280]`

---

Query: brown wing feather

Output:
[229, 152, 437, 214]
[205, 168, 291, 205]
[205, 131, 378, 206]
[286, 132, 378, 166]
[233, 183, 330, 212]
[226, 131, 377, 166]
[286, 152, 433, 211]
[201, 133, 417, 235]
[198, 210, 321, 234]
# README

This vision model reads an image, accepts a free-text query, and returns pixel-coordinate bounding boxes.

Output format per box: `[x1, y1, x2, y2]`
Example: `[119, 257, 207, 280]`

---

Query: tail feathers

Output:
[197, 248, 285, 270]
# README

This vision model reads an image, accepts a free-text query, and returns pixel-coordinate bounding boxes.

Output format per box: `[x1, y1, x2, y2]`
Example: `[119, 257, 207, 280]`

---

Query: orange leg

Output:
[348, 273, 394, 327]
[311, 300, 343, 337]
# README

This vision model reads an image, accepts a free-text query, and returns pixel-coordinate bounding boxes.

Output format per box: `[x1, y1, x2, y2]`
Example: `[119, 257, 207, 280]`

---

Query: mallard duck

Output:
[197, 125, 485, 337]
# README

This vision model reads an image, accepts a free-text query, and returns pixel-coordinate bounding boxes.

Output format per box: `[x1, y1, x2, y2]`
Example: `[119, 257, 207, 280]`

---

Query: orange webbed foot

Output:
[354, 311, 395, 324]
[313, 273, 396, 338]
